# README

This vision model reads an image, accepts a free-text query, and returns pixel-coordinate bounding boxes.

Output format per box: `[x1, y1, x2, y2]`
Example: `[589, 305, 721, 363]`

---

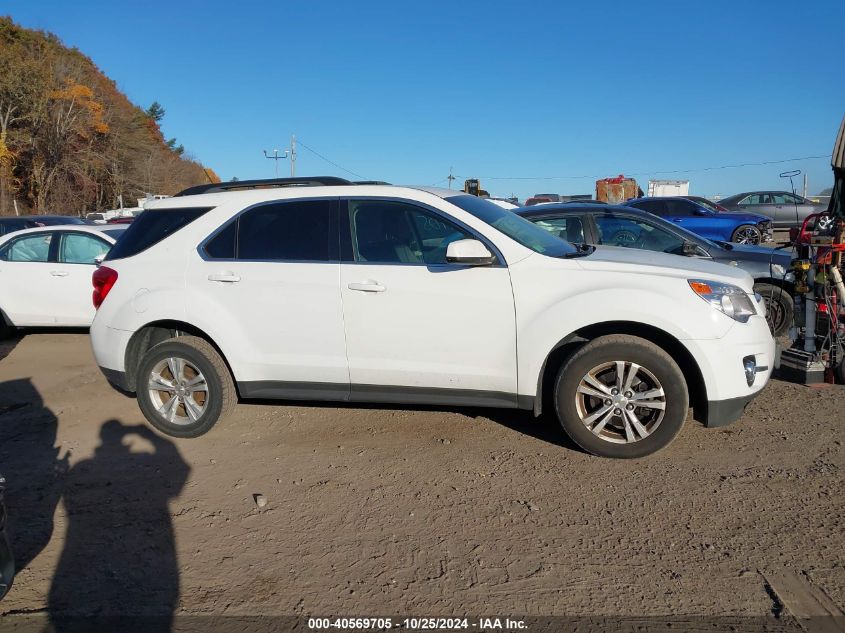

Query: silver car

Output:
[718, 191, 825, 228]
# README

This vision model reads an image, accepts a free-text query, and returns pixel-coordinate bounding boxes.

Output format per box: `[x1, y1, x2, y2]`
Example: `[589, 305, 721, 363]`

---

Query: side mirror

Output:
[446, 239, 496, 266]
[94, 256, 104, 267]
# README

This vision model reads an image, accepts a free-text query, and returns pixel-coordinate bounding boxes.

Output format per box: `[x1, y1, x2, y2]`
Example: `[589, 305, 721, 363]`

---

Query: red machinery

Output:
[779, 115, 845, 384]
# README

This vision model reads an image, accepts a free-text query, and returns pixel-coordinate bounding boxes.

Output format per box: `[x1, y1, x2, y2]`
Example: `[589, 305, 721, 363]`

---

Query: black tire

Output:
[553, 335, 689, 458]
[753, 282, 794, 337]
[136, 335, 235, 438]
[731, 224, 762, 245]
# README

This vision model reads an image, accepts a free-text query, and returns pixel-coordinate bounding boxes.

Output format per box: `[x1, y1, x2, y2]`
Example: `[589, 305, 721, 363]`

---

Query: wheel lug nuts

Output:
[624, 391, 632, 398]
[626, 404, 634, 410]
[611, 388, 619, 395]
[604, 399, 612, 406]
[614, 408, 622, 415]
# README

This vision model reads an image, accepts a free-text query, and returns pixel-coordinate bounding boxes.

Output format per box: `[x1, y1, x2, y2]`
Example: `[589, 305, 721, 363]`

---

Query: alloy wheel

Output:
[147, 356, 209, 425]
[574, 361, 666, 444]
[735, 227, 761, 244]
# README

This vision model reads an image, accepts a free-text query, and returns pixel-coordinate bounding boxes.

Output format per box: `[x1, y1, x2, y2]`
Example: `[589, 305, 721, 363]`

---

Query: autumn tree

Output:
[0, 16, 216, 216]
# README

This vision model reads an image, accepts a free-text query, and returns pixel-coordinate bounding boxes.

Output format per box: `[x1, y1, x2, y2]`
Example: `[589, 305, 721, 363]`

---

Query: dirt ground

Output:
[0, 332, 843, 623]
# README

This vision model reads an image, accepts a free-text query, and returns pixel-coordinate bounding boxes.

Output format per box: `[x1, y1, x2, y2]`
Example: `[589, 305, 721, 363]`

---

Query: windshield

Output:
[446, 195, 580, 257]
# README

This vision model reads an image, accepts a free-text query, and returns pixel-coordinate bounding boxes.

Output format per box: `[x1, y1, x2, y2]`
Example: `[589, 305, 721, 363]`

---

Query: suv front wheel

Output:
[136, 335, 236, 438]
[554, 335, 689, 458]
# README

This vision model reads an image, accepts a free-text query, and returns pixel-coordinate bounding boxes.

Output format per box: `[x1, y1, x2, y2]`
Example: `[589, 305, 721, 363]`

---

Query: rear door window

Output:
[665, 199, 697, 216]
[106, 208, 211, 260]
[236, 200, 332, 261]
[58, 232, 111, 264]
[630, 200, 667, 215]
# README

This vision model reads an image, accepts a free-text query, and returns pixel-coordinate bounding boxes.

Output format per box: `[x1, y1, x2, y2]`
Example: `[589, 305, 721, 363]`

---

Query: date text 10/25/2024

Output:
[307, 617, 527, 630]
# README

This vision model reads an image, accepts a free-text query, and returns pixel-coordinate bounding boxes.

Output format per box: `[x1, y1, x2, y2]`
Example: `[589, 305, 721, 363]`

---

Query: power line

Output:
[455, 154, 830, 181]
[296, 139, 366, 180]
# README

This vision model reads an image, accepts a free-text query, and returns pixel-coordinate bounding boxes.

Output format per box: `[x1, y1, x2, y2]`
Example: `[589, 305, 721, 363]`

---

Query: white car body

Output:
[0, 225, 126, 327]
[90, 184, 775, 445]
[484, 198, 519, 210]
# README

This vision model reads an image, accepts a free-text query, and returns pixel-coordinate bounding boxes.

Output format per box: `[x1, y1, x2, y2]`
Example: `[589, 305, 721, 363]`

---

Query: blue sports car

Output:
[625, 196, 773, 244]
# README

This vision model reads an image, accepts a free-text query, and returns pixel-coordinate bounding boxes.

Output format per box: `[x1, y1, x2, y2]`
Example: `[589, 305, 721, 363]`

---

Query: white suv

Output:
[90, 178, 775, 458]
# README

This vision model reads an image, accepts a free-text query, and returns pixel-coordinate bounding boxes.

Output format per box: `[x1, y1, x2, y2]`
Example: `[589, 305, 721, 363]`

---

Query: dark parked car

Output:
[717, 191, 825, 228]
[0, 475, 13, 600]
[524, 195, 557, 206]
[516, 203, 795, 335]
[625, 196, 773, 245]
[0, 215, 88, 237]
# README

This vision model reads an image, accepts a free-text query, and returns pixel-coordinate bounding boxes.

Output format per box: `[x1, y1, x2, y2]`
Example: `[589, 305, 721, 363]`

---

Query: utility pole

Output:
[803, 173, 808, 198]
[290, 134, 296, 177]
[447, 167, 455, 189]
[263, 148, 290, 178]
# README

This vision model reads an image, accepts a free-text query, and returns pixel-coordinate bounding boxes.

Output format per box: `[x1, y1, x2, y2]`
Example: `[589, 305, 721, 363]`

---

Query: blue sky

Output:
[6, 0, 844, 201]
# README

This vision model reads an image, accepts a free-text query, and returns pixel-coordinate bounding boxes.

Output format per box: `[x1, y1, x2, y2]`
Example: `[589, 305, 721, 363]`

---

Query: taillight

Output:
[92, 266, 118, 309]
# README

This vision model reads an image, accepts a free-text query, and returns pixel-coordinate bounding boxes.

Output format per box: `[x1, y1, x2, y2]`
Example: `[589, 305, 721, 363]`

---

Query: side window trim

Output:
[339, 197, 506, 267]
[198, 197, 340, 263]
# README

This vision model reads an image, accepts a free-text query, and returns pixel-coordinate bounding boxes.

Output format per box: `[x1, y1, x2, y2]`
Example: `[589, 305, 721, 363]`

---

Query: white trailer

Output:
[647, 180, 689, 197]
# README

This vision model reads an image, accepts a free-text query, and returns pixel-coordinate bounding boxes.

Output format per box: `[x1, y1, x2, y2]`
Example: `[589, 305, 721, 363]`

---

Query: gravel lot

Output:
[0, 332, 843, 623]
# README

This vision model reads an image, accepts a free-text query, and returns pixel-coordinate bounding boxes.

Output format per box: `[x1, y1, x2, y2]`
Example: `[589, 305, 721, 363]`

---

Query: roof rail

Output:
[353, 180, 392, 185]
[174, 176, 353, 197]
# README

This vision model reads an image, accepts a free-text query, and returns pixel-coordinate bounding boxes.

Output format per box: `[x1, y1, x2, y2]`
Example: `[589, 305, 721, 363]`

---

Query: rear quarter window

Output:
[105, 207, 212, 260]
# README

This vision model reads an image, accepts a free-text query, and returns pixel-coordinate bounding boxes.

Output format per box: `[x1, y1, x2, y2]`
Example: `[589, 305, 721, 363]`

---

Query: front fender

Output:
[509, 262, 734, 398]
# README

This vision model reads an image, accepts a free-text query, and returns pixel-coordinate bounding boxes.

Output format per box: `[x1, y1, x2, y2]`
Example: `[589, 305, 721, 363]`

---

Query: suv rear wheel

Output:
[554, 335, 689, 458]
[136, 335, 235, 438]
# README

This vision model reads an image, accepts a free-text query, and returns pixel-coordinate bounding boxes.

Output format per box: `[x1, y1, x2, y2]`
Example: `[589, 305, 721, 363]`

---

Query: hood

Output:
[711, 242, 794, 266]
[717, 211, 773, 223]
[578, 245, 753, 289]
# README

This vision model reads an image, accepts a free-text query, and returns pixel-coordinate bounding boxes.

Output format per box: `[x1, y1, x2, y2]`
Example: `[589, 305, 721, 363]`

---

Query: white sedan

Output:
[0, 224, 127, 332]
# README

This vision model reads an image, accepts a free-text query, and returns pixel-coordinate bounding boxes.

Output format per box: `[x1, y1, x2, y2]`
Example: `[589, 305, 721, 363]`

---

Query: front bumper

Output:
[704, 393, 757, 427]
[684, 314, 775, 427]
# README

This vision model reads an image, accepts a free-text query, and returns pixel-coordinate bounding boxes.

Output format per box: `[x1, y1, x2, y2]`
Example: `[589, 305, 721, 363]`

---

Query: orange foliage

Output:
[48, 80, 110, 135]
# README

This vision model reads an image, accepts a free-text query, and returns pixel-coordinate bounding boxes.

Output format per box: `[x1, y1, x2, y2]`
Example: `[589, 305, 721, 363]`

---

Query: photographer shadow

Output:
[46, 419, 190, 631]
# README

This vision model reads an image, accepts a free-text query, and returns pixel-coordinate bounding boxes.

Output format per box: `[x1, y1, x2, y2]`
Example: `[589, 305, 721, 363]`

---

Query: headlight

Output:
[688, 279, 757, 323]
[771, 264, 786, 278]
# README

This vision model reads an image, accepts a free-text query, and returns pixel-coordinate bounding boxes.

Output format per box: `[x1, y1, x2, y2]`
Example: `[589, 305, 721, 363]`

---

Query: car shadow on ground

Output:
[242, 397, 584, 453]
[0, 378, 189, 632]
[0, 328, 89, 363]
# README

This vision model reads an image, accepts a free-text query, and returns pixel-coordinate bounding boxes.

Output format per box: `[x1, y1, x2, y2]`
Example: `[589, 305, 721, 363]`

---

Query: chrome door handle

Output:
[50, 270, 69, 277]
[348, 281, 386, 292]
[207, 273, 241, 283]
